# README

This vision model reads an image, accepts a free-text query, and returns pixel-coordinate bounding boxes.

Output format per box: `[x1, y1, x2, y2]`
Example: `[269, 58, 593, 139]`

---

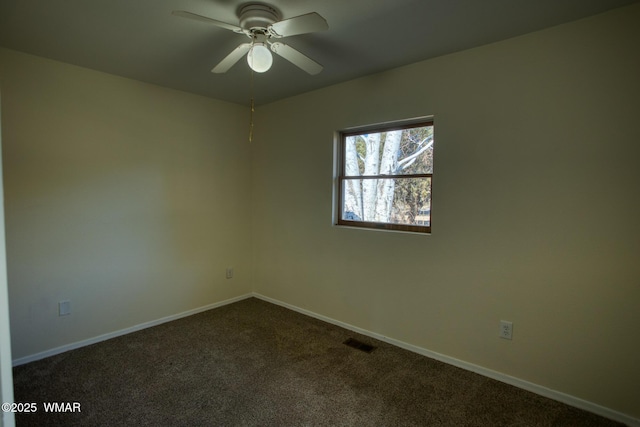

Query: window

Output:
[336, 119, 434, 233]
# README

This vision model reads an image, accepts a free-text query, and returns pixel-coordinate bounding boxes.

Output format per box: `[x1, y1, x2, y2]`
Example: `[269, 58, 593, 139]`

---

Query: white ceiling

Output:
[1, 0, 637, 105]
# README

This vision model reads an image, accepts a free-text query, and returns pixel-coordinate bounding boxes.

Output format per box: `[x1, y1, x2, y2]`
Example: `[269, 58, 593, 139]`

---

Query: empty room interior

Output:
[1, 0, 639, 425]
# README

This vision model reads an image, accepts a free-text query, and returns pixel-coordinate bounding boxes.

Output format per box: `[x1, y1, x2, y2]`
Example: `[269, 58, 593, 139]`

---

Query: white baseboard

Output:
[12, 293, 253, 367]
[253, 293, 639, 427]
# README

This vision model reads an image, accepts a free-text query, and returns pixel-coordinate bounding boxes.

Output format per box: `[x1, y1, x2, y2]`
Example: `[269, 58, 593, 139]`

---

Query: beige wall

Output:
[252, 4, 640, 420]
[0, 48, 252, 360]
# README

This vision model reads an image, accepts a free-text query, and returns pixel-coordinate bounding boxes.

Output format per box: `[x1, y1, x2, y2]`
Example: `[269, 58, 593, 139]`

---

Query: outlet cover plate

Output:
[59, 300, 71, 316]
[500, 320, 513, 340]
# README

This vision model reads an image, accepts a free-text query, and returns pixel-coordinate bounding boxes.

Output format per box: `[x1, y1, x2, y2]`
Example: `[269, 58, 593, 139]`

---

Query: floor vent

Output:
[343, 338, 376, 353]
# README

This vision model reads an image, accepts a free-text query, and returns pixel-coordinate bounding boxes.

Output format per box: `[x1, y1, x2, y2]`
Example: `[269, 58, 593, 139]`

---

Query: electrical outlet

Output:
[499, 320, 513, 340]
[59, 300, 71, 316]
[226, 267, 234, 279]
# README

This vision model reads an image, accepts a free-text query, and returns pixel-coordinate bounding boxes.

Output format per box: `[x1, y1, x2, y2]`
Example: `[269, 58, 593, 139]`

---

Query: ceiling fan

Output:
[172, 3, 328, 75]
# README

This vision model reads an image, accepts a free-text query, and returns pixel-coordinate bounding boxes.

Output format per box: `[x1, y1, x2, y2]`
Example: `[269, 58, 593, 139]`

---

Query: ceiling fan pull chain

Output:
[249, 70, 255, 143]
[249, 98, 255, 143]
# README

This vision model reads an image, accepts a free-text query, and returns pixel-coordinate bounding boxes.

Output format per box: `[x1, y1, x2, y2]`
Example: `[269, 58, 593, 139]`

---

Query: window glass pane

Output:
[344, 125, 433, 177]
[342, 177, 431, 226]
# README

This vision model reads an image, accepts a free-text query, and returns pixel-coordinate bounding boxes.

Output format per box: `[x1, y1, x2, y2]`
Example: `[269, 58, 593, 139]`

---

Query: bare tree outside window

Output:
[338, 120, 433, 233]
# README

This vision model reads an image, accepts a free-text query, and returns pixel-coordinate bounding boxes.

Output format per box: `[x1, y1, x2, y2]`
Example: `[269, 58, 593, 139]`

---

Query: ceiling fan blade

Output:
[172, 10, 243, 33]
[269, 12, 328, 38]
[270, 42, 323, 75]
[212, 43, 252, 73]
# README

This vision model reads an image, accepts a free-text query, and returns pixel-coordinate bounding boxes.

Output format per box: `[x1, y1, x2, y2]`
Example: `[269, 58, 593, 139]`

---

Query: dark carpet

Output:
[12, 297, 624, 426]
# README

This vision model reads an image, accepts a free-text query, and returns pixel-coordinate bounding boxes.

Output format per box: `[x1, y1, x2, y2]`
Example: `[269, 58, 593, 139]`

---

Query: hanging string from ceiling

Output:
[249, 69, 255, 143]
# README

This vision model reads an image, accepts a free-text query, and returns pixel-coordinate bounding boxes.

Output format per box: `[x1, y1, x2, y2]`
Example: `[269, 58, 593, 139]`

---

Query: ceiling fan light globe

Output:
[247, 44, 273, 73]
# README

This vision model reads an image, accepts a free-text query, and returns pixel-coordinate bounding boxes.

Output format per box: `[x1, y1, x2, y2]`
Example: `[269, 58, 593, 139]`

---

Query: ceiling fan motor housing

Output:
[239, 4, 280, 31]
